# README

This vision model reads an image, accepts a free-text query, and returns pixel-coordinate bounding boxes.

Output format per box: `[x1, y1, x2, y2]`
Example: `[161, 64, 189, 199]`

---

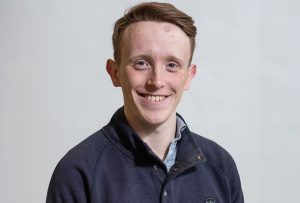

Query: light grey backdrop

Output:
[1, 0, 299, 202]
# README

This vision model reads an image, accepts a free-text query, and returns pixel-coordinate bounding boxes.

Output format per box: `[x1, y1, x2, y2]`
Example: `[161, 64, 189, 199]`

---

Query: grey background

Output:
[1, 0, 299, 202]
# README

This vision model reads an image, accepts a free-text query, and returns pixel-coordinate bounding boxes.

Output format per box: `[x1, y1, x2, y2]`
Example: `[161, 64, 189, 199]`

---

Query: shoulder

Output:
[57, 128, 110, 172]
[49, 129, 110, 191]
[191, 132, 233, 163]
[190, 132, 244, 201]
[60, 129, 109, 168]
[191, 132, 238, 175]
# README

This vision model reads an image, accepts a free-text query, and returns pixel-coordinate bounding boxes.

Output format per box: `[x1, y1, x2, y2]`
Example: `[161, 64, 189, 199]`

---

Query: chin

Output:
[140, 109, 172, 126]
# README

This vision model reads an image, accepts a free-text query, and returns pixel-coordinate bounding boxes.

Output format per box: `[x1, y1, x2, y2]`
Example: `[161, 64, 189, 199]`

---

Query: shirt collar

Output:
[175, 115, 186, 140]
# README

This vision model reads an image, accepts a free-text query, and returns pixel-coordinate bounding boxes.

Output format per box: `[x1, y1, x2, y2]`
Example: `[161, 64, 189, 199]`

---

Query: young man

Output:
[47, 2, 244, 203]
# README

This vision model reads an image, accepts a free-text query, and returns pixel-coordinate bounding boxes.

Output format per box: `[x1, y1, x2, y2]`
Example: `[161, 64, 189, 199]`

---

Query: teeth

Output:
[146, 95, 165, 102]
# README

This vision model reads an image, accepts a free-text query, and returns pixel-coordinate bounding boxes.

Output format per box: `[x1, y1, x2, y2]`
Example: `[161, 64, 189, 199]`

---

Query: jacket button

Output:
[205, 197, 215, 203]
[153, 165, 158, 170]
[163, 191, 167, 197]
[172, 166, 178, 172]
[196, 154, 204, 160]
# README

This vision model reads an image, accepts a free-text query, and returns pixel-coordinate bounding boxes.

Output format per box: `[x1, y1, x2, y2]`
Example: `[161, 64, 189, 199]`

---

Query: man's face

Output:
[108, 21, 196, 128]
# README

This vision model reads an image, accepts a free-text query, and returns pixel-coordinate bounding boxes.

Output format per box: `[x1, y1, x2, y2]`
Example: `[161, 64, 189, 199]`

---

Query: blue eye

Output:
[134, 60, 150, 70]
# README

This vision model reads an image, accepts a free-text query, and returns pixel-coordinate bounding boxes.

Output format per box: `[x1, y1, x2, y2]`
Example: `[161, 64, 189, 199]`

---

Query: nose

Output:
[146, 69, 165, 90]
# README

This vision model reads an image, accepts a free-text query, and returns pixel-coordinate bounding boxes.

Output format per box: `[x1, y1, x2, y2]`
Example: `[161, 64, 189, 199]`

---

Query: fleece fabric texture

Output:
[47, 107, 244, 203]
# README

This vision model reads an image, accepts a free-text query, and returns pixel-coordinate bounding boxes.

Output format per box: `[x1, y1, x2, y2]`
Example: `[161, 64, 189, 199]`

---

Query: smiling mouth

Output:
[139, 93, 168, 102]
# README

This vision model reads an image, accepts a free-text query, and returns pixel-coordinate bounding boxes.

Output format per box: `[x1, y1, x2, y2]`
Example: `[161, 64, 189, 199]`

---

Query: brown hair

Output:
[112, 2, 197, 63]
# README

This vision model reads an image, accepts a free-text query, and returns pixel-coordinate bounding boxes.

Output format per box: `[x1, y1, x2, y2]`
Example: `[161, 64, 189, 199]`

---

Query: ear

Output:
[106, 59, 120, 87]
[184, 64, 197, 90]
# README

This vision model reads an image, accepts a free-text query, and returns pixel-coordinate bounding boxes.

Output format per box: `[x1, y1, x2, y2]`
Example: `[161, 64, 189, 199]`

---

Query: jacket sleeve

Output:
[46, 157, 90, 203]
[227, 155, 244, 203]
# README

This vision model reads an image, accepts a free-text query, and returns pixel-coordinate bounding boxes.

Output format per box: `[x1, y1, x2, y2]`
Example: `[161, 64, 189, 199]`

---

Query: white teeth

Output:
[146, 95, 165, 102]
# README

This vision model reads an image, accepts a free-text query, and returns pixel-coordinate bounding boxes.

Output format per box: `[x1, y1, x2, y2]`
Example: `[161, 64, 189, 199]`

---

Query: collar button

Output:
[153, 165, 158, 170]
[196, 154, 204, 160]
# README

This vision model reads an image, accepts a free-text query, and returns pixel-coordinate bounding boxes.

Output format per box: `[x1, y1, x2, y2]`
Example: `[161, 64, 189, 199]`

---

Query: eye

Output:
[133, 60, 150, 70]
[166, 61, 179, 72]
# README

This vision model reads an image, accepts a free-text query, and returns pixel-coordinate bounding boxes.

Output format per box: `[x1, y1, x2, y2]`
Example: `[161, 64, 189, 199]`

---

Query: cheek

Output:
[171, 73, 189, 91]
[120, 69, 145, 89]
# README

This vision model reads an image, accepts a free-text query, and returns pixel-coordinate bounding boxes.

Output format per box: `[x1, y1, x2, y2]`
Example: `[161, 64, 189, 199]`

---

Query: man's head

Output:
[112, 2, 197, 64]
[106, 2, 197, 128]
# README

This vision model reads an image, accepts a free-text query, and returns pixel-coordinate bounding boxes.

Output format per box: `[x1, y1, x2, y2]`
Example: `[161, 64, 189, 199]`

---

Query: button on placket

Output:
[172, 166, 178, 172]
[163, 190, 167, 197]
[153, 165, 158, 170]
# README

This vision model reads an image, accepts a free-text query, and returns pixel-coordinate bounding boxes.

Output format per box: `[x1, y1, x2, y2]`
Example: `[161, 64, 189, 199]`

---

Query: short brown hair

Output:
[112, 2, 197, 63]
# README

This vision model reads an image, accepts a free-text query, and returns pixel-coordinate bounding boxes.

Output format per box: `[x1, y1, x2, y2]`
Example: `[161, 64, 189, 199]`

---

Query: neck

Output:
[125, 113, 177, 160]
[141, 120, 176, 160]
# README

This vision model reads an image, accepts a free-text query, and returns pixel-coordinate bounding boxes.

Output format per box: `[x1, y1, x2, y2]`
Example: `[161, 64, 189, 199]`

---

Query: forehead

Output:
[120, 21, 191, 62]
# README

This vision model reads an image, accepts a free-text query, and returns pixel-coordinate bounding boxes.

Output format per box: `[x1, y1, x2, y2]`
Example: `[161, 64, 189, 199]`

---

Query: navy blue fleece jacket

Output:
[46, 108, 244, 203]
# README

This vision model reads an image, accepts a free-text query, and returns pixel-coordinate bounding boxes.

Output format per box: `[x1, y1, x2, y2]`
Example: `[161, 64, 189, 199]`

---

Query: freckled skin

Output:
[107, 21, 196, 130]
